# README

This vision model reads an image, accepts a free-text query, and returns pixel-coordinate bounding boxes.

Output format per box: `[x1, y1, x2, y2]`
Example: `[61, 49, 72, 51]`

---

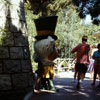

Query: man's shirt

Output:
[71, 43, 90, 64]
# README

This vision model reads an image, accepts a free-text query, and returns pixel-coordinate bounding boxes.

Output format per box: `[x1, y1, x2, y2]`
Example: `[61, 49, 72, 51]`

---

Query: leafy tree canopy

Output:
[24, 0, 100, 71]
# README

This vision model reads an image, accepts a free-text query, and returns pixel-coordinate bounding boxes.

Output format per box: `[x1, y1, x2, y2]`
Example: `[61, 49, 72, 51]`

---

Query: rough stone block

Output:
[10, 19, 27, 34]
[10, 47, 24, 59]
[20, 21, 27, 34]
[9, 5, 25, 21]
[3, 60, 21, 73]
[21, 60, 32, 72]
[12, 73, 28, 89]
[1, 32, 14, 46]
[23, 47, 30, 59]
[0, 47, 9, 59]
[0, 17, 6, 29]
[28, 72, 34, 86]
[0, 60, 2, 73]
[10, 19, 21, 32]
[6, 0, 24, 8]
[0, 75, 12, 90]
[0, 2, 7, 18]
[14, 35, 28, 46]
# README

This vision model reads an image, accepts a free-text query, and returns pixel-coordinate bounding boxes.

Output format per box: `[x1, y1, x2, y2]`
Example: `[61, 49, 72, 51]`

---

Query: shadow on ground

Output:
[24, 71, 100, 100]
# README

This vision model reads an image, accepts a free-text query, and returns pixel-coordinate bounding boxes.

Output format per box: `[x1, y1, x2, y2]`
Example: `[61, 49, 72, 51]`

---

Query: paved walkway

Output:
[24, 71, 100, 100]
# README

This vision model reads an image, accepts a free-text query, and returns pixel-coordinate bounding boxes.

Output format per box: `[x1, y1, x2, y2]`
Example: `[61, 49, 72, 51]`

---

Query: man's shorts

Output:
[76, 63, 88, 74]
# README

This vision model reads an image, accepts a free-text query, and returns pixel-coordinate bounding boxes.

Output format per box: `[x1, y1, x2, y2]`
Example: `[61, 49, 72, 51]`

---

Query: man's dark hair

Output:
[97, 43, 100, 48]
[82, 36, 88, 42]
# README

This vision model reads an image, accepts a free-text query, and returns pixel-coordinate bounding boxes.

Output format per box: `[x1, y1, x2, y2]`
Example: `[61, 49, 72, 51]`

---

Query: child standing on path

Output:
[88, 44, 97, 79]
[91, 43, 100, 88]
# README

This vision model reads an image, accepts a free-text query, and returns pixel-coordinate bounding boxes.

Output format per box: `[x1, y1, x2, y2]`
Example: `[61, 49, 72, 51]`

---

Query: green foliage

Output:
[24, 0, 100, 71]
[0, 28, 9, 45]
[56, 3, 99, 58]
[25, 0, 72, 16]
[24, 3, 39, 72]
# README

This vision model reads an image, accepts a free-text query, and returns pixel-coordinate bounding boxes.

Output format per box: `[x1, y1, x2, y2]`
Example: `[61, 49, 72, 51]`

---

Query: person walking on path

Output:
[88, 44, 97, 79]
[91, 43, 100, 88]
[71, 36, 90, 89]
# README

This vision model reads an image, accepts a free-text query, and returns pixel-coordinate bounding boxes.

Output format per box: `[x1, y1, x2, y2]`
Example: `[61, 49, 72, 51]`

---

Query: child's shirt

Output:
[92, 50, 100, 63]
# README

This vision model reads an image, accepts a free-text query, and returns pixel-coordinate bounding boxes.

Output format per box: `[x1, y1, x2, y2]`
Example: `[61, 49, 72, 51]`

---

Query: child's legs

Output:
[74, 64, 77, 80]
[90, 71, 94, 79]
[93, 64, 98, 84]
[77, 72, 81, 82]
[81, 73, 85, 81]
[74, 71, 77, 80]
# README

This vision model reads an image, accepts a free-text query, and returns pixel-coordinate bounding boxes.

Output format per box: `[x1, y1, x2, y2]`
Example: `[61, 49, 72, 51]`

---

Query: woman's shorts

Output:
[76, 63, 88, 74]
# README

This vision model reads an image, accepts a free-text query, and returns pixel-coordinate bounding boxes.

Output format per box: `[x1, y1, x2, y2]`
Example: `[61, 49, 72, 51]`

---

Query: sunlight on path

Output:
[55, 71, 91, 80]
[24, 71, 100, 100]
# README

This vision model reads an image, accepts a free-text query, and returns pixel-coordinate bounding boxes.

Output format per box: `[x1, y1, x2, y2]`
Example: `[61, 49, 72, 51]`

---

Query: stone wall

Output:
[0, 0, 33, 95]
